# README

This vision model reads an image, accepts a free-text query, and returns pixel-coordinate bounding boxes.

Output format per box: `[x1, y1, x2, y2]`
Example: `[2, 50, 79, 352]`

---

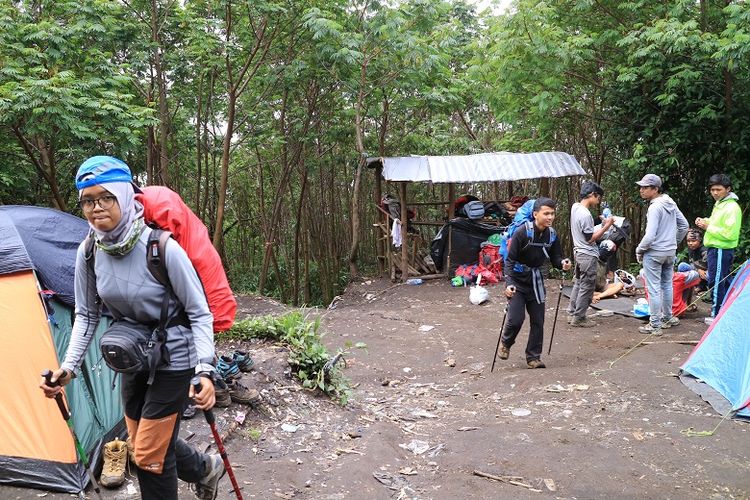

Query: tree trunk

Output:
[348, 58, 370, 278]
[292, 162, 310, 306]
[212, 89, 236, 254]
[151, 0, 170, 186]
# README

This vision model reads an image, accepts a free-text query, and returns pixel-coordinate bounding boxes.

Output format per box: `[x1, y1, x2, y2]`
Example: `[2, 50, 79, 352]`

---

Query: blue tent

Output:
[680, 260, 750, 418]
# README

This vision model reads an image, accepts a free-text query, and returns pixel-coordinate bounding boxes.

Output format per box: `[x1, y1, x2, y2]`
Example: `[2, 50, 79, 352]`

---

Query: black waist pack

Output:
[100, 321, 168, 384]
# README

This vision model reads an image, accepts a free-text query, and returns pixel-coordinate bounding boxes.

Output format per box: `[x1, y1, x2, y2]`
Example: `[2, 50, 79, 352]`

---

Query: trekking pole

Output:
[192, 377, 244, 500]
[42, 370, 103, 500]
[491, 286, 514, 372]
[490, 307, 507, 372]
[547, 268, 568, 356]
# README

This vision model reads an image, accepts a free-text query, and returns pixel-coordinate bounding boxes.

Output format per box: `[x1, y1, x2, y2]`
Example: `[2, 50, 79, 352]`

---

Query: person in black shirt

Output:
[497, 198, 572, 368]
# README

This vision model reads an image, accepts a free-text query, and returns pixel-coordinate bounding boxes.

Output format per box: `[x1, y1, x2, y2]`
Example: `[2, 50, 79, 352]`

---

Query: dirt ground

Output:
[4, 279, 749, 499]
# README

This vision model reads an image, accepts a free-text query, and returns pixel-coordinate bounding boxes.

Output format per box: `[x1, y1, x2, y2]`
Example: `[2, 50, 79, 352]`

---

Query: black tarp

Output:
[431, 219, 503, 276]
[0, 206, 88, 307]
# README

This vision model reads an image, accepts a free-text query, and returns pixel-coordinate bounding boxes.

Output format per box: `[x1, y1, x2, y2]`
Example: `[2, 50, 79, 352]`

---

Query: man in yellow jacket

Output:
[695, 174, 742, 321]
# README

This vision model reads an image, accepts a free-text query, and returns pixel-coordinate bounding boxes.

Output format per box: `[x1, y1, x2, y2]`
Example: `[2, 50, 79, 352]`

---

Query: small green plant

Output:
[225, 312, 351, 404]
[246, 428, 262, 442]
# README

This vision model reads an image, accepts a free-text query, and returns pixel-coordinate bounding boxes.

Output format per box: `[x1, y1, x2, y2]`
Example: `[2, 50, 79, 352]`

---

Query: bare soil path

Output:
[4, 280, 748, 499]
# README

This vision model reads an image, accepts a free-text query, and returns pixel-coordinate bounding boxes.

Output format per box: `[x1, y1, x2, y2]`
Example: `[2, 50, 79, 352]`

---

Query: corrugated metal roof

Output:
[371, 152, 586, 183]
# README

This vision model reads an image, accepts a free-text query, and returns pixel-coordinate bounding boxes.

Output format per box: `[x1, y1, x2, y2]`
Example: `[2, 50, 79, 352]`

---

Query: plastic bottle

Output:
[406, 278, 423, 285]
[602, 201, 611, 220]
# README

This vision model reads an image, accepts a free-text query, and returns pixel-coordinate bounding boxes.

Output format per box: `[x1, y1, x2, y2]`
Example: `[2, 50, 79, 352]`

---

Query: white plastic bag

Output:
[469, 276, 489, 305]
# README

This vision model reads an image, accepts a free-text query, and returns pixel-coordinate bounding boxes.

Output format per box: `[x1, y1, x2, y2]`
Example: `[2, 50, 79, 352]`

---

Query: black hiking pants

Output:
[122, 369, 208, 500]
[501, 283, 546, 362]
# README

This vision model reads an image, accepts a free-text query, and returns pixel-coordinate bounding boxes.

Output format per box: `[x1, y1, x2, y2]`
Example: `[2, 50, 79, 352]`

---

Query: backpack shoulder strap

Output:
[82, 231, 103, 310]
[146, 228, 173, 289]
[84, 231, 96, 270]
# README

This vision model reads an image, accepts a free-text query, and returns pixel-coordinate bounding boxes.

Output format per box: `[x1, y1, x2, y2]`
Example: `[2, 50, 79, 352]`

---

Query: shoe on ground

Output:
[100, 438, 127, 488]
[214, 380, 232, 408]
[703, 316, 715, 325]
[661, 316, 680, 329]
[217, 355, 241, 380]
[232, 350, 255, 372]
[570, 317, 596, 328]
[193, 454, 226, 500]
[526, 359, 546, 369]
[498, 344, 510, 360]
[227, 379, 261, 405]
[638, 324, 662, 336]
[182, 402, 197, 419]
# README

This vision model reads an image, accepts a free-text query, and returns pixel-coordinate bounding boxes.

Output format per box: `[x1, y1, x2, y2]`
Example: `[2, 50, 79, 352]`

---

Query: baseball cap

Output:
[635, 174, 662, 188]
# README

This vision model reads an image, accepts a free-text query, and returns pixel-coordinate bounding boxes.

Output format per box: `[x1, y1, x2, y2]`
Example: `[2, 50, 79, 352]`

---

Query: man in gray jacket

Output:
[635, 174, 689, 335]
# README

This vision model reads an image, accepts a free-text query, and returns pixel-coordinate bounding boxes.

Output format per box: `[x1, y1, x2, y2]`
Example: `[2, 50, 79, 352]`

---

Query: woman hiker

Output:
[40, 156, 226, 500]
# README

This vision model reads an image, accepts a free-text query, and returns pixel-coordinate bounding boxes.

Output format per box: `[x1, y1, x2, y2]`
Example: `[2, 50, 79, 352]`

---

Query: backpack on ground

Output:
[478, 242, 503, 282]
[86, 186, 237, 332]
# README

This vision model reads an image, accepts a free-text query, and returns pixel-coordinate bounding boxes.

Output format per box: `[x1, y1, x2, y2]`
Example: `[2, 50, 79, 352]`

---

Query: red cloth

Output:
[136, 186, 237, 332]
[643, 272, 701, 317]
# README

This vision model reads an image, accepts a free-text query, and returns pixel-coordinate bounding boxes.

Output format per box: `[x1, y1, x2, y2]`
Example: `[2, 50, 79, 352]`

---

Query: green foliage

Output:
[224, 312, 351, 404]
[4, 0, 750, 297]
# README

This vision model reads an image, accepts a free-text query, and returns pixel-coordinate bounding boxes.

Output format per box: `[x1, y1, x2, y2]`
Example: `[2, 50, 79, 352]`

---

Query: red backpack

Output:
[135, 186, 236, 332]
[479, 244, 503, 282]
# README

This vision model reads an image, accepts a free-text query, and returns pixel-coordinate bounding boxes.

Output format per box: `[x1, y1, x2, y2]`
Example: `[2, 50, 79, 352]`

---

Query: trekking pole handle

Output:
[42, 369, 71, 421]
[191, 376, 216, 425]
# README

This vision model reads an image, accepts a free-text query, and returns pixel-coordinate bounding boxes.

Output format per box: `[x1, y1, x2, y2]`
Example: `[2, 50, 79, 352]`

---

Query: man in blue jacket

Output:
[635, 174, 689, 335]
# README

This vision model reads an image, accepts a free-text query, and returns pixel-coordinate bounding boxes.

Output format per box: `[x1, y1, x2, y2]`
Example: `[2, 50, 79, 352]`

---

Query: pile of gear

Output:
[184, 350, 261, 417]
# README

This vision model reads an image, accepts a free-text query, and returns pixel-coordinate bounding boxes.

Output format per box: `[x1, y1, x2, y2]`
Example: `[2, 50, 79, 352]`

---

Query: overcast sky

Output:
[468, 0, 513, 15]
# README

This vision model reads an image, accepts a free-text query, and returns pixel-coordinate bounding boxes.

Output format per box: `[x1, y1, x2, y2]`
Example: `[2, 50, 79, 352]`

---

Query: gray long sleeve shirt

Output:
[636, 194, 689, 256]
[61, 227, 215, 375]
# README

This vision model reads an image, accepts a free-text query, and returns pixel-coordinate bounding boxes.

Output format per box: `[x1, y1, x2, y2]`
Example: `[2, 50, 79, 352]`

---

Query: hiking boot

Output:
[217, 355, 241, 380]
[570, 317, 596, 328]
[100, 438, 127, 488]
[214, 379, 231, 408]
[498, 344, 510, 360]
[661, 316, 680, 329]
[638, 324, 662, 336]
[232, 350, 255, 372]
[227, 379, 261, 405]
[192, 454, 226, 500]
[526, 359, 546, 369]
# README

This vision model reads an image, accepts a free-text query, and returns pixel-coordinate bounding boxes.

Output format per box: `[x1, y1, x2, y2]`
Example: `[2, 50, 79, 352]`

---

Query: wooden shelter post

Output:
[399, 181, 409, 281]
[375, 165, 384, 275]
[446, 183, 455, 274]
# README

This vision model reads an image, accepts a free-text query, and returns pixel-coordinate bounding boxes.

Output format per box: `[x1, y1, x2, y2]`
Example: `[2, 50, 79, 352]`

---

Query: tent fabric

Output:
[431, 219, 503, 276]
[369, 152, 586, 183]
[0, 206, 90, 307]
[680, 260, 750, 418]
[0, 206, 122, 494]
[0, 212, 33, 275]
